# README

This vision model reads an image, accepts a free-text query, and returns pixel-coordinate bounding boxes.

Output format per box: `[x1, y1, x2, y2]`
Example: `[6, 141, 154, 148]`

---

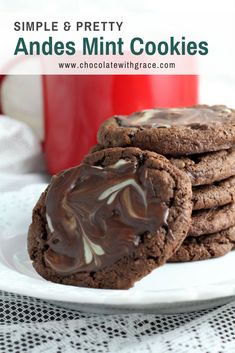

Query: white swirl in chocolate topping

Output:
[98, 178, 147, 207]
[44, 158, 169, 275]
[117, 106, 232, 128]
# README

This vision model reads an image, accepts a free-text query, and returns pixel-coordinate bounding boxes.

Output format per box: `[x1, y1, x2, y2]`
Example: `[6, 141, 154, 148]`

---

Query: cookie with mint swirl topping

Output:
[28, 147, 192, 289]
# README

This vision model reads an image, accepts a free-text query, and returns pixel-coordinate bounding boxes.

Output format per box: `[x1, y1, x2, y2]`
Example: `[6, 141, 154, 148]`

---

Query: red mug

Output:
[43, 74, 198, 174]
[0, 74, 198, 174]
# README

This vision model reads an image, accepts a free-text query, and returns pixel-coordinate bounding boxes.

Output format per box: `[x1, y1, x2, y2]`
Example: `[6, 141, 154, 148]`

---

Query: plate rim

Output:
[1, 183, 235, 308]
[1, 259, 235, 307]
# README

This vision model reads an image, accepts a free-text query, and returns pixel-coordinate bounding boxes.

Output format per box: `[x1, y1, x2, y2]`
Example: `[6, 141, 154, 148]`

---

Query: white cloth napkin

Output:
[0, 115, 45, 176]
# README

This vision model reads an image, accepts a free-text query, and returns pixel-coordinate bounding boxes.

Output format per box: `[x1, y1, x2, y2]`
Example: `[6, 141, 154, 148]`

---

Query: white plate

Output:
[1, 183, 235, 314]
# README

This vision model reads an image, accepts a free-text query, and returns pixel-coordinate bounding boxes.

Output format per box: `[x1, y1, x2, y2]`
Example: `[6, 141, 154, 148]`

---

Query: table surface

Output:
[1, 290, 235, 353]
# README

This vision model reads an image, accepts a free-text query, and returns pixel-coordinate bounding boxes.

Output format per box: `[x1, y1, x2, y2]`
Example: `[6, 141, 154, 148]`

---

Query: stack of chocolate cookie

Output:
[28, 105, 235, 290]
[97, 105, 235, 262]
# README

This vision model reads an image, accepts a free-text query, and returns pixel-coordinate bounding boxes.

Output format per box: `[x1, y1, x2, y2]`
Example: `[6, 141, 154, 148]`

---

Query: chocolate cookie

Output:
[92, 145, 235, 187]
[192, 176, 235, 210]
[169, 226, 235, 262]
[28, 147, 192, 289]
[171, 147, 235, 186]
[189, 203, 235, 237]
[97, 105, 235, 156]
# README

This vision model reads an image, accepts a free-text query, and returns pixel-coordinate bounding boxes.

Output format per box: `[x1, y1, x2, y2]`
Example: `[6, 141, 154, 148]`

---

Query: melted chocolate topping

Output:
[44, 159, 169, 275]
[117, 106, 232, 128]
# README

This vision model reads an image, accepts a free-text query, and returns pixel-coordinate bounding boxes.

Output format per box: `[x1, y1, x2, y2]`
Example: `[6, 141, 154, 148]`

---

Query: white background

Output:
[0, 0, 235, 75]
[0, 0, 234, 127]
